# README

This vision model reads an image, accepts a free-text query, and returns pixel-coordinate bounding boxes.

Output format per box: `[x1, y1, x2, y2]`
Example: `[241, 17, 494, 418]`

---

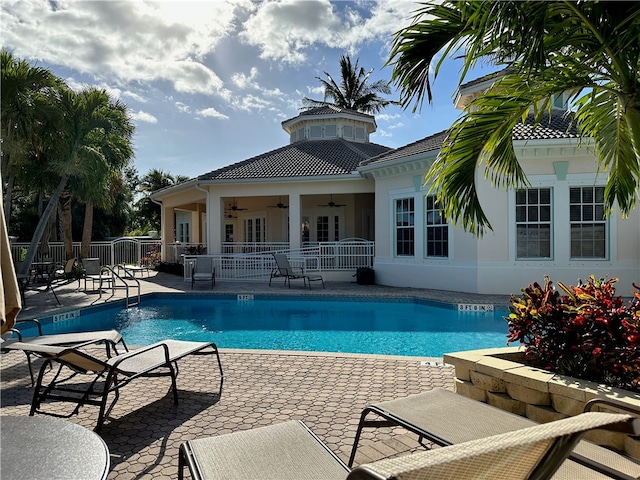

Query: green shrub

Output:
[506, 276, 640, 392]
[156, 262, 183, 276]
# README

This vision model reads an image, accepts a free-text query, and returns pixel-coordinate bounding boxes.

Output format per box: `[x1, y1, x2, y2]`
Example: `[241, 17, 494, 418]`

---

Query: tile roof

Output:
[361, 130, 448, 166]
[361, 111, 580, 168]
[197, 139, 392, 181]
[512, 111, 580, 140]
[282, 106, 374, 125]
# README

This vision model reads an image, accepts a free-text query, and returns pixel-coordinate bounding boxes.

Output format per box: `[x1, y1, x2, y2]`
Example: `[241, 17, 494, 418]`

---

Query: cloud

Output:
[231, 67, 259, 89]
[197, 107, 229, 120]
[239, 0, 417, 65]
[175, 102, 192, 114]
[0, 0, 246, 96]
[131, 110, 158, 124]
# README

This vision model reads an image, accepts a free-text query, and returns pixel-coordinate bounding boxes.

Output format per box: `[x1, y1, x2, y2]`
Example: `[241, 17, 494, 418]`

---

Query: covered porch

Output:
[157, 180, 376, 262]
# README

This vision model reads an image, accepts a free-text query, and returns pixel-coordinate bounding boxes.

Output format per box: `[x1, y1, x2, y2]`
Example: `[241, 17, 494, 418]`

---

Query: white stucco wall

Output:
[370, 141, 640, 295]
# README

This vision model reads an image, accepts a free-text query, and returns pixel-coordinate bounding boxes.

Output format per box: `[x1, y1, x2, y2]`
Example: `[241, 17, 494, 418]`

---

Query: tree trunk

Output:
[81, 200, 94, 259]
[19, 175, 68, 276]
[59, 191, 73, 259]
[3, 174, 14, 222]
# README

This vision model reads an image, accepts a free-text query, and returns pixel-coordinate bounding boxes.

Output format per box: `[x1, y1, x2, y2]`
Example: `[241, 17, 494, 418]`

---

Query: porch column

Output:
[161, 205, 175, 262]
[288, 192, 301, 250]
[208, 191, 223, 254]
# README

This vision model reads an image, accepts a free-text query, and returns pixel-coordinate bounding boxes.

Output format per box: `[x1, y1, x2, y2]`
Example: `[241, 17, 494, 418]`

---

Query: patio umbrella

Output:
[0, 193, 21, 334]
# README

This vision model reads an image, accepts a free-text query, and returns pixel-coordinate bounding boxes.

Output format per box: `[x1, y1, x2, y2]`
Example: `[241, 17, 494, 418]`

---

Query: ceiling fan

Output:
[318, 194, 346, 208]
[224, 213, 237, 219]
[228, 198, 247, 211]
[268, 196, 289, 209]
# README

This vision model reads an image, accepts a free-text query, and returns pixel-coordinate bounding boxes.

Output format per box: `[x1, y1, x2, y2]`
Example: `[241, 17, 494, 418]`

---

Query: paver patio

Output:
[1, 271, 509, 479]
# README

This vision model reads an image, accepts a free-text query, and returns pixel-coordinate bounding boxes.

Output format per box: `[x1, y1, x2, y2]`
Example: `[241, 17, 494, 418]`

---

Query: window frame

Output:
[425, 195, 448, 258]
[569, 185, 608, 260]
[515, 187, 553, 260]
[394, 197, 415, 257]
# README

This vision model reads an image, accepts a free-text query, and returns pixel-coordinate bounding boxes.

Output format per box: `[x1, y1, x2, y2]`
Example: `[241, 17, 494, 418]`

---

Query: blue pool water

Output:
[26, 296, 509, 357]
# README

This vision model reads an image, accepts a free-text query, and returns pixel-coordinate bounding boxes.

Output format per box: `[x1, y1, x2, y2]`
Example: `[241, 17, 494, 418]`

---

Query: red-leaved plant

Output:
[506, 276, 640, 392]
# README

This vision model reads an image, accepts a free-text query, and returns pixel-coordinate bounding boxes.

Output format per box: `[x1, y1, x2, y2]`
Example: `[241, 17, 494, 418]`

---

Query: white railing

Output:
[10, 237, 374, 282]
[10, 238, 161, 267]
[183, 239, 374, 282]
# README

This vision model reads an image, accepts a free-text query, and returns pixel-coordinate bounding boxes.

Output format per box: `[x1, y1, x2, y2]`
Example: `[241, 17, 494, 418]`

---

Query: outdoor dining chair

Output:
[191, 256, 216, 289]
[178, 412, 639, 480]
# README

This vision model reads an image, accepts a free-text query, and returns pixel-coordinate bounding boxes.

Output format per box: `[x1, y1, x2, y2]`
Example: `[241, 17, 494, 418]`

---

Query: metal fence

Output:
[10, 238, 161, 267]
[10, 237, 374, 282]
[182, 239, 374, 282]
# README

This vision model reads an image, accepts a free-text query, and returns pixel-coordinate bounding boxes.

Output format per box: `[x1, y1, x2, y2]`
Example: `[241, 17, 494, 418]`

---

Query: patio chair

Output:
[178, 413, 639, 480]
[269, 253, 324, 289]
[190, 256, 216, 289]
[348, 388, 640, 480]
[29, 338, 223, 432]
[81, 258, 113, 294]
[1, 318, 127, 385]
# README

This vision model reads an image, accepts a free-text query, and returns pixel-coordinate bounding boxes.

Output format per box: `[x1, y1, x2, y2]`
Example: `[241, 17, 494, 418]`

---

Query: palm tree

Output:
[388, 1, 640, 235]
[19, 87, 133, 274]
[134, 169, 188, 233]
[77, 95, 135, 258]
[1, 50, 60, 219]
[302, 54, 394, 114]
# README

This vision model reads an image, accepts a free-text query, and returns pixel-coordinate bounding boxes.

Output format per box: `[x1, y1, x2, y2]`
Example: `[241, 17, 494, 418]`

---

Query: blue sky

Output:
[1, 0, 496, 179]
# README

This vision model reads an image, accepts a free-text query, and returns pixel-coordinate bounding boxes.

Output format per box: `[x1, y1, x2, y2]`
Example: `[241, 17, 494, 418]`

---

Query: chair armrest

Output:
[109, 342, 172, 373]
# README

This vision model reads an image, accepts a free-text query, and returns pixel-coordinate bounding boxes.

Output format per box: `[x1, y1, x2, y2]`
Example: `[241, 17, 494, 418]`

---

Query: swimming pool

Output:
[25, 295, 509, 357]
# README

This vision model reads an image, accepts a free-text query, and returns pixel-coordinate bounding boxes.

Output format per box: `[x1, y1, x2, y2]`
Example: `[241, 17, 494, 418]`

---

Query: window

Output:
[225, 224, 234, 242]
[317, 216, 329, 242]
[310, 125, 322, 138]
[297, 127, 305, 141]
[175, 211, 191, 242]
[325, 124, 337, 137]
[395, 198, 414, 256]
[355, 127, 365, 140]
[333, 215, 340, 241]
[570, 186, 606, 258]
[177, 222, 190, 243]
[425, 195, 448, 257]
[516, 188, 552, 259]
[243, 215, 266, 243]
[343, 125, 353, 139]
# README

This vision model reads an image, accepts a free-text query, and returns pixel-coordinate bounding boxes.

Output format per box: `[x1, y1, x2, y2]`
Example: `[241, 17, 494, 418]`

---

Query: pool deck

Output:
[2, 272, 511, 479]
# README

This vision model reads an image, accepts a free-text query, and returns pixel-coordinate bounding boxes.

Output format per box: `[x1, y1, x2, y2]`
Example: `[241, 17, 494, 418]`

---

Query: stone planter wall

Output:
[443, 347, 640, 460]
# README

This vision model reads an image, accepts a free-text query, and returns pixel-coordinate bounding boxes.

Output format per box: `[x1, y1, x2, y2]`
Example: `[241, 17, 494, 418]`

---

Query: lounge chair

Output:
[269, 253, 324, 289]
[28, 338, 223, 432]
[177, 413, 639, 480]
[191, 256, 216, 289]
[348, 388, 640, 480]
[1, 318, 126, 385]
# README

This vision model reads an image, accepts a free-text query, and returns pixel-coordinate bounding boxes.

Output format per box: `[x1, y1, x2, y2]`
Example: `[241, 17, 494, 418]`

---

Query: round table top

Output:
[0, 416, 110, 480]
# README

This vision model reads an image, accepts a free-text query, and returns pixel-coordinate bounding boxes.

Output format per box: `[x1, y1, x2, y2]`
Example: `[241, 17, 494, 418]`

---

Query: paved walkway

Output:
[2, 271, 511, 479]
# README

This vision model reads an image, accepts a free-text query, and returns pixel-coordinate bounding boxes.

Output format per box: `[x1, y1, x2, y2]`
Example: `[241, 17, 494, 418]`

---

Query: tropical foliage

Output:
[388, 1, 640, 236]
[132, 169, 189, 234]
[1, 50, 136, 270]
[506, 276, 640, 392]
[302, 54, 394, 114]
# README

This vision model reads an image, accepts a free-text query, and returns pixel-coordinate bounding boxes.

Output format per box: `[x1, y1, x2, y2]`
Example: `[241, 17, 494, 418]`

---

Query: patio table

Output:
[0, 415, 110, 480]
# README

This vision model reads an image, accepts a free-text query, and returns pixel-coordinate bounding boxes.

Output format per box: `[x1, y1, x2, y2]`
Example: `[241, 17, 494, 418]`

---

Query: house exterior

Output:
[151, 79, 639, 295]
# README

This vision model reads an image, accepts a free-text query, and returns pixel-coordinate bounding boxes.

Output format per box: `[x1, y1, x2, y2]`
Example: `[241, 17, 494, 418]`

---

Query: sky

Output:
[1, 0, 497, 180]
